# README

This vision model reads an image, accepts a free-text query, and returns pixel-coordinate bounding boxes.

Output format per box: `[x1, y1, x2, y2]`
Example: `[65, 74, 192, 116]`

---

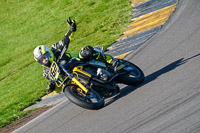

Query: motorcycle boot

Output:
[45, 82, 56, 94]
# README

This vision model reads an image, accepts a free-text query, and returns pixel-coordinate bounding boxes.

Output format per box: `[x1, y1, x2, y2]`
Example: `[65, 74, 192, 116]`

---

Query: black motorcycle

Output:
[48, 46, 144, 110]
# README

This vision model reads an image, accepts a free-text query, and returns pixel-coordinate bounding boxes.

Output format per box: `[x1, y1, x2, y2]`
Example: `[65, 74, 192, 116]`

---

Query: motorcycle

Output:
[48, 46, 144, 110]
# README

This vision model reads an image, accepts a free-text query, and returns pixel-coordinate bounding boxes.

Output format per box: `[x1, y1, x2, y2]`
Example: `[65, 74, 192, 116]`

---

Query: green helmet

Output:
[33, 45, 55, 67]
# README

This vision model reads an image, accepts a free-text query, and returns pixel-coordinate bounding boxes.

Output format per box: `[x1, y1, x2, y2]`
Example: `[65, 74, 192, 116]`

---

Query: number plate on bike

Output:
[49, 61, 59, 81]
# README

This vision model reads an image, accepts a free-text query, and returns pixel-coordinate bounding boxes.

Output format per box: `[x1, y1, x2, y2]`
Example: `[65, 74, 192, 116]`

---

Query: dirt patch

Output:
[0, 105, 53, 133]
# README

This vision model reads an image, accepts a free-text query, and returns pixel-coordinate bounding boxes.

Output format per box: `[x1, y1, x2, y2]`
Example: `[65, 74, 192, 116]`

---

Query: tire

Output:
[64, 85, 104, 110]
[117, 60, 145, 86]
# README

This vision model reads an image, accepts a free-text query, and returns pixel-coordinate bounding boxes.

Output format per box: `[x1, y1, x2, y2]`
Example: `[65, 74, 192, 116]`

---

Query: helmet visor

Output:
[38, 52, 51, 65]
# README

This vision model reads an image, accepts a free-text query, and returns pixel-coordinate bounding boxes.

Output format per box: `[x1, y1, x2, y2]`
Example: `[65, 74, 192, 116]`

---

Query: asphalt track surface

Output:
[14, 0, 200, 132]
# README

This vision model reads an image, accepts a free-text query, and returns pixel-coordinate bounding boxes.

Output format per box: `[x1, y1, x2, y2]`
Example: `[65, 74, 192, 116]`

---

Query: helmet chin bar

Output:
[40, 60, 51, 67]
[45, 61, 52, 67]
[37, 52, 53, 67]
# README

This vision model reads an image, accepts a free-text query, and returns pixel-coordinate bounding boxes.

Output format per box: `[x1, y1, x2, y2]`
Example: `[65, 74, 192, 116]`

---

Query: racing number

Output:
[49, 62, 58, 81]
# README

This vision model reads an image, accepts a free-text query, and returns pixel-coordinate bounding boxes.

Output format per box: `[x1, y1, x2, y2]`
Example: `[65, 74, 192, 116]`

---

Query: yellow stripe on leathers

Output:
[120, 3, 177, 39]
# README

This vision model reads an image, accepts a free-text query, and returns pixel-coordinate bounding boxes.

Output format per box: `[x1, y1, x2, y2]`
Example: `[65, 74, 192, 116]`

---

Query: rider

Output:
[33, 18, 117, 93]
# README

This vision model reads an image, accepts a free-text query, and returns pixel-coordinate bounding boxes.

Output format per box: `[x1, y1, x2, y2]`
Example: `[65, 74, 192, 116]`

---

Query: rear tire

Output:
[117, 60, 145, 86]
[64, 85, 104, 110]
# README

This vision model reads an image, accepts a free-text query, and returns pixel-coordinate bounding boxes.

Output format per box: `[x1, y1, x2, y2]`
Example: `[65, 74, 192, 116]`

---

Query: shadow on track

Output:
[105, 53, 200, 107]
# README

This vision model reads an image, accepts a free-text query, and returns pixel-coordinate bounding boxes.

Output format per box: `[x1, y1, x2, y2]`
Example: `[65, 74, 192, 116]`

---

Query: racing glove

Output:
[43, 68, 49, 78]
[67, 17, 76, 32]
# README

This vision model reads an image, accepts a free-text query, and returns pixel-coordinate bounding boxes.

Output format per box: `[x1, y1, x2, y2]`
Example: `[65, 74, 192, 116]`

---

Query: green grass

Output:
[0, 0, 132, 128]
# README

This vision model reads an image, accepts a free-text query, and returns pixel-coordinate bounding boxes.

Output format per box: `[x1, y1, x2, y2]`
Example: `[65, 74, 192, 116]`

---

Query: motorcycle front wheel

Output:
[117, 60, 145, 86]
[64, 85, 104, 110]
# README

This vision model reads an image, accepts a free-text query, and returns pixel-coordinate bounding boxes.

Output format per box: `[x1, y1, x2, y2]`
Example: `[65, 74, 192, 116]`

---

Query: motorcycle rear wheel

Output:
[117, 60, 145, 86]
[64, 85, 104, 110]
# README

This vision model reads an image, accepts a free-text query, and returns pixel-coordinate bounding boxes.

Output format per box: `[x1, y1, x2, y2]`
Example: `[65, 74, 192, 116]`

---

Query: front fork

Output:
[59, 64, 88, 93]
[71, 77, 88, 93]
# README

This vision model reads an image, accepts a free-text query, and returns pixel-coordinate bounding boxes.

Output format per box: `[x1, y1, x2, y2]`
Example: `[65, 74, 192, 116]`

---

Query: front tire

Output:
[64, 85, 104, 110]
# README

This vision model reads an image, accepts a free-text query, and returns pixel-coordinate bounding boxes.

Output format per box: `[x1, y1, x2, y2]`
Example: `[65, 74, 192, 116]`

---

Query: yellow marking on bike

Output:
[49, 62, 59, 81]
[120, 3, 177, 39]
[117, 64, 125, 70]
[115, 51, 132, 59]
[72, 77, 88, 93]
[77, 88, 86, 96]
[55, 76, 69, 87]
[73, 67, 91, 78]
